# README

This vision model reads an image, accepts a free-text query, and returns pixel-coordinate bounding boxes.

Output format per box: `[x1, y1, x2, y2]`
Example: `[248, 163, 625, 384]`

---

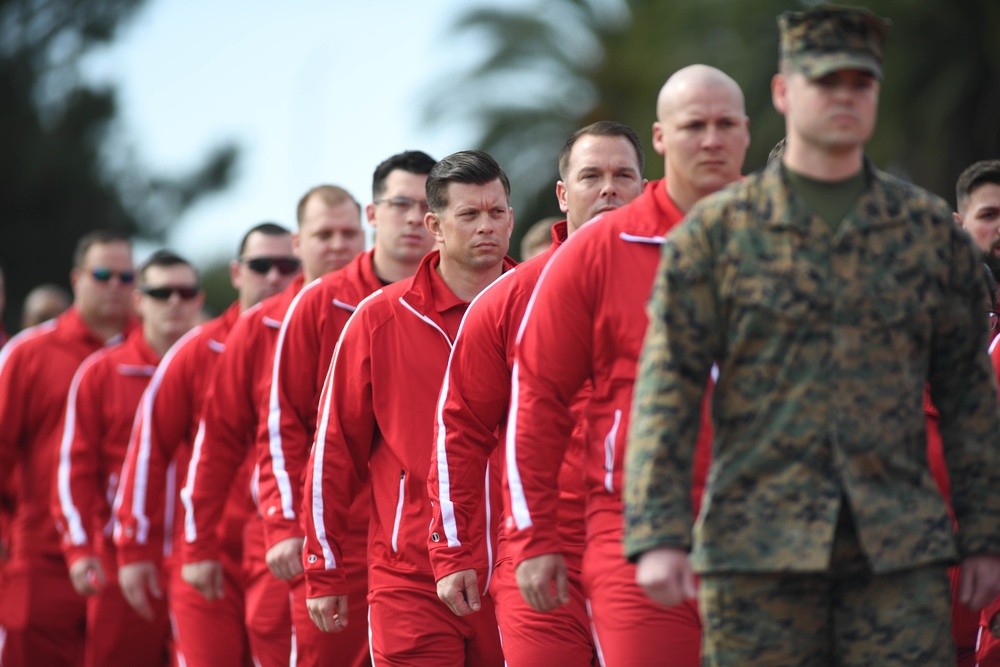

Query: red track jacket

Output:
[181, 276, 303, 563]
[263, 250, 383, 550]
[302, 251, 514, 599]
[427, 221, 587, 580]
[54, 328, 159, 567]
[507, 180, 712, 564]
[114, 303, 251, 567]
[0, 307, 133, 561]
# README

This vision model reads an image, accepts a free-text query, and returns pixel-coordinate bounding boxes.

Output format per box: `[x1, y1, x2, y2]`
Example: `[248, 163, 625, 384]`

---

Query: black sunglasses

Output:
[90, 267, 136, 284]
[242, 256, 301, 276]
[141, 286, 201, 301]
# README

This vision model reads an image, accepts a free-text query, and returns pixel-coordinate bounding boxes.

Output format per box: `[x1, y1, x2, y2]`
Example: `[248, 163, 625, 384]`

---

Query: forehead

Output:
[667, 83, 744, 122]
[303, 197, 362, 230]
[242, 232, 293, 257]
[967, 182, 1000, 210]
[383, 169, 429, 197]
[567, 134, 640, 172]
[143, 263, 197, 286]
[445, 179, 508, 209]
[82, 241, 132, 267]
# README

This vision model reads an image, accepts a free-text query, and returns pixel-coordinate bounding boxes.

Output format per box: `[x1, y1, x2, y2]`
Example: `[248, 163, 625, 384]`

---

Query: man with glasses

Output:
[0, 229, 137, 666]
[180, 186, 364, 667]
[114, 223, 298, 667]
[53, 250, 202, 667]
[262, 151, 436, 667]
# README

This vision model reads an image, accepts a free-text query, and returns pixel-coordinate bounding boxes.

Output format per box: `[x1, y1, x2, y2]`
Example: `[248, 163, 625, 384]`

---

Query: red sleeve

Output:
[180, 319, 258, 563]
[0, 335, 32, 503]
[302, 297, 375, 599]
[53, 352, 107, 566]
[114, 330, 197, 565]
[427, 278, 511, 581]
[507, 242, 596, 565]
[261, 283, 323, 548]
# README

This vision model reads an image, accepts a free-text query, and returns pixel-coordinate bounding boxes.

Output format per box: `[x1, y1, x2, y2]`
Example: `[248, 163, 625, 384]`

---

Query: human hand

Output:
[265, 537, 305, 581]
[516, 553, 569, 612]
[436, 568, 482, 616]
[68, 556, 106, 596]
[960, 553, 1000, 611]
[118, 560, 163, 621]
[307, 595, 349, 633]
[635, 546, 697, 607]
[181, 559, 224, 601]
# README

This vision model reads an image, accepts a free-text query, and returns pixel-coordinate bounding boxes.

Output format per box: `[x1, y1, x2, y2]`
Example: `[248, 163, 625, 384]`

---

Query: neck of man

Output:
[79, 309, 127, 344]
[372, 246, 422, 285]
[664, 176, 702, 214]
[435, 254, 503, 304]
[144, 327, 179, 359]
[783, 137, 865, 182]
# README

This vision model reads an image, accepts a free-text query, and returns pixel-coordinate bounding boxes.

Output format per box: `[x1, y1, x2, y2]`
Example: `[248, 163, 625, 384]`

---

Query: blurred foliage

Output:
[425, 0, 1000, 258]
[198, 257, 237, 318]
[0, 0, 239, 331]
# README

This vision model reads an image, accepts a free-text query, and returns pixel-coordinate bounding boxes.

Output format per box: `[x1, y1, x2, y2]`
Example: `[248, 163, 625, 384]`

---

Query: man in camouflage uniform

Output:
[625, 5, 1000, 666]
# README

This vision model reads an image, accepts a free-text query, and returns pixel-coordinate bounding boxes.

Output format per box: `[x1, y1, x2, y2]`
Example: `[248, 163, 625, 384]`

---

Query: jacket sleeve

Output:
[930, 224, 1000, 556]
[624, 214, 719, 560]
[0, 335, 32, 508]
[180, 320, 257, 563]
[507, 243, 596, 565]
[114, 333, 197, 565]
[53, 353, 107, 566]
[427, 284, 509, 581]
[261, 283, 321, 548]
[302, 298, 375, 599]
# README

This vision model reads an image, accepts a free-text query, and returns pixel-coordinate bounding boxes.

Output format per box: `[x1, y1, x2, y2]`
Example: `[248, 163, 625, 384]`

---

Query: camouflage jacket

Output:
[624, 158, 1000, 574]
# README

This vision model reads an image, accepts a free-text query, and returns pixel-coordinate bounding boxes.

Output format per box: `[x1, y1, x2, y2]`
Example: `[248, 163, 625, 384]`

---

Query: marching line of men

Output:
[3, 4, 1000, 667]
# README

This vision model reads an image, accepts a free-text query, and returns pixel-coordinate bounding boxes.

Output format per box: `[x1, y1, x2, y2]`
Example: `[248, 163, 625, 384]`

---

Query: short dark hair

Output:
[957, 160, 1000, 212]
[372, 151, 437, 200]
[139, 249, 198, 284]
[557, 121, 645, 180]
[296, 185, 361, 227]
[73, 229, 131, 268]
[237, 222, 291, 258]
[426, 150, 511, 213]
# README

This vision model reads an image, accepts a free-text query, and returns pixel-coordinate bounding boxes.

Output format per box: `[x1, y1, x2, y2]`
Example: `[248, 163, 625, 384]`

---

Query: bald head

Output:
[656, 64, 746, 121]
[652, 64, 749, 212]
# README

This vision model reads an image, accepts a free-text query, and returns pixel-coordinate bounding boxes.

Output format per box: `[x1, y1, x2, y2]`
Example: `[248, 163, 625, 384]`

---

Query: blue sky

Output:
[83, 0, 503, 264]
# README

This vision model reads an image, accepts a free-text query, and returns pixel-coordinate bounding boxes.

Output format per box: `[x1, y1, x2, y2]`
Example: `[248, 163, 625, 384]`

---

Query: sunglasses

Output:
[241, 256, 301, 276]
[141, 286, 201, 301]
[89, 267, 135, 284]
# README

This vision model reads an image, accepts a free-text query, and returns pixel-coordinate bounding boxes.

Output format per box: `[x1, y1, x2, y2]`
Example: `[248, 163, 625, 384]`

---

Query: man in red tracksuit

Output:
[0, 229, 137, 667]
[302, 150, 514, 665]
[427, 121, 645, 666]
[261, 151, 436, 666]
[180, 186, 364, 667]
[114, 223, 299, 667]
[507, 65, 748, 666]
[53, 251, 203, 666]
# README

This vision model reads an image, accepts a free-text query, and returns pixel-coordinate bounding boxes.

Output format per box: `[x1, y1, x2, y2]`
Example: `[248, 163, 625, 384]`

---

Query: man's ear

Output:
[425, 212, 444, 243]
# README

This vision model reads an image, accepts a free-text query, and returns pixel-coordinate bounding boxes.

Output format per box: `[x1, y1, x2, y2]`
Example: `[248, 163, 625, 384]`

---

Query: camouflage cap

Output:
[778, 4, 891, 81]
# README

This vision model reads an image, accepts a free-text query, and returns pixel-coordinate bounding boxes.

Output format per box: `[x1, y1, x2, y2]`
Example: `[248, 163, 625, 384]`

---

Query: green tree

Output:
[426, 0, 999, 257]
[0, 0, 238, 331]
